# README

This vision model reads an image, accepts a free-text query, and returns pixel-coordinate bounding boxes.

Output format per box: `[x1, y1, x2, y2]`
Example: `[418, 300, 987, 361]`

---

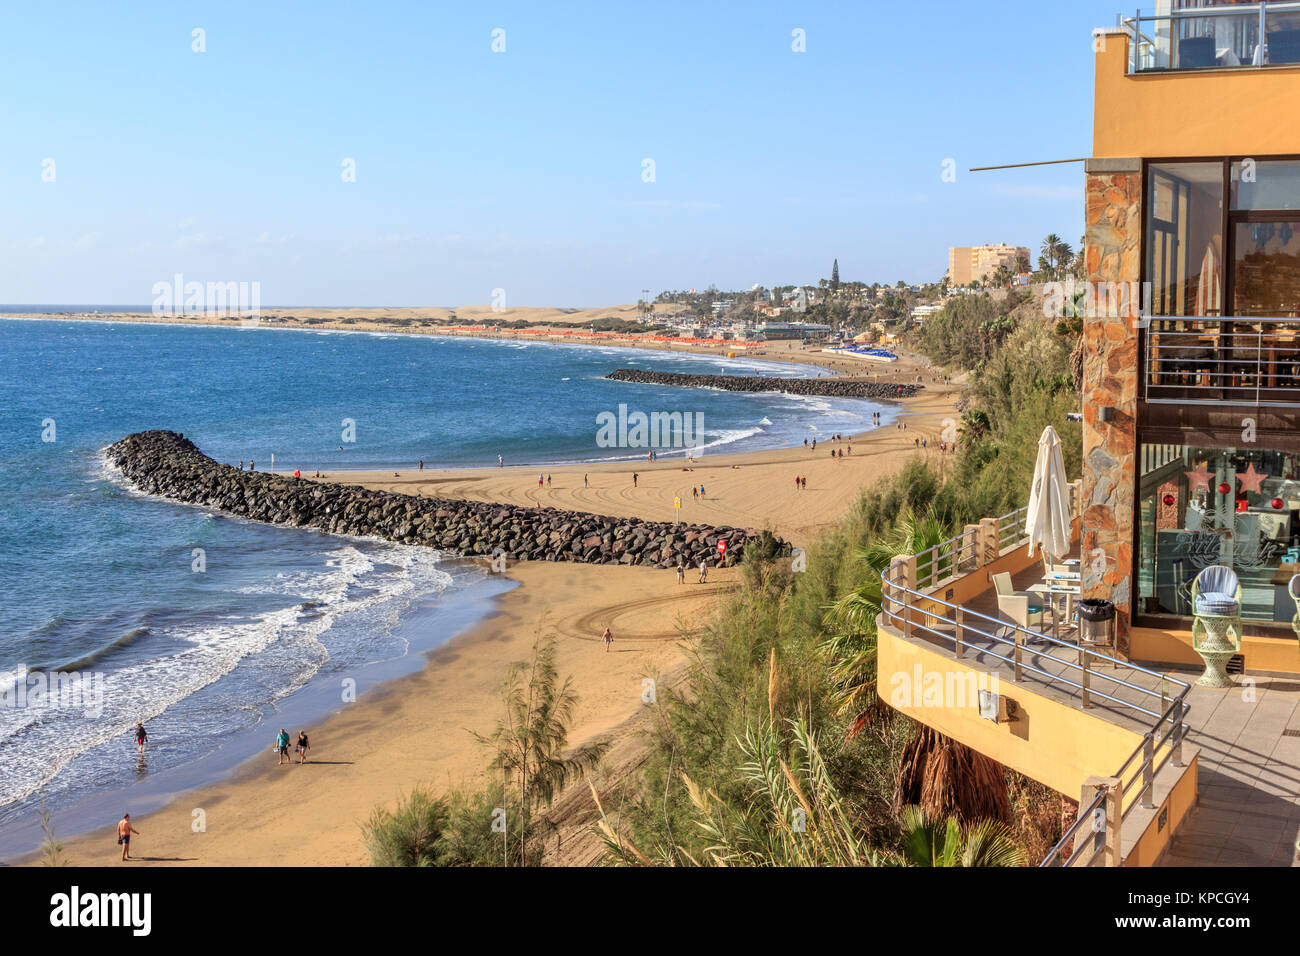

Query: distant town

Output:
[636, 236, 1084, 347]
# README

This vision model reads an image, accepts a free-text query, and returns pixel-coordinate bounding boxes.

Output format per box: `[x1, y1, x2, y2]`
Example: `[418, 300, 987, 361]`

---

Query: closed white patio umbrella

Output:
[1025, 425, 1071, 562]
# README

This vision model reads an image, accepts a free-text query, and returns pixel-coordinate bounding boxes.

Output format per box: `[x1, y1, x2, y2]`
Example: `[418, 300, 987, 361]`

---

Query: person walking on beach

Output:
[134, 722, 148, 754]
[538, 474, 544, 488]
[547, 474, 552, 487]
[632, 472, 638, 488]
[276, 728, 290, 766]
[498, 455, 503, 468]
[676, 562, 685, 584]
[296, 730, 310, 765]
[692, 485, 698, 500]
[117, 813, 139, 861]
[602, 627, 613, 653]
[249, 459, 255, 472]
[583, 474, 588, 489]
[418, 460, 424, 472]
[698, 559, 708, 584]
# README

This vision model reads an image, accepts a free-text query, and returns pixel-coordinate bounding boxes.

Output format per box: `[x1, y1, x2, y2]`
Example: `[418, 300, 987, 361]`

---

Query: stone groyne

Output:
[605, 368, 922, 399]
[106, 431, 785, 568]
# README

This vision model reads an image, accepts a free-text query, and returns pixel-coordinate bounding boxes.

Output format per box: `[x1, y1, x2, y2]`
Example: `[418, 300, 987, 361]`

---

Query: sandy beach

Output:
[31, 332, 961, 867]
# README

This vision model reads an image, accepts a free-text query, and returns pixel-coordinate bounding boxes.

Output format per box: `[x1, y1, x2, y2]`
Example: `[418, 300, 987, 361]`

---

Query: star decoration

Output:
[1237, 462, 1269, 494]
[1184, 461, 1213, 492]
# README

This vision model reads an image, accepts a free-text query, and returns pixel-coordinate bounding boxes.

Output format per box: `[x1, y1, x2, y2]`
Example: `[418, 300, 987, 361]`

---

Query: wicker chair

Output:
[992, 572, 1044, 633]
[1191, 564, 1242, 687]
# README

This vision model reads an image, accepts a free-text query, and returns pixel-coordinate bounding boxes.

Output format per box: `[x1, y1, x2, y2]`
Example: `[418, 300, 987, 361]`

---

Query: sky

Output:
[0, 0, 1124, 307]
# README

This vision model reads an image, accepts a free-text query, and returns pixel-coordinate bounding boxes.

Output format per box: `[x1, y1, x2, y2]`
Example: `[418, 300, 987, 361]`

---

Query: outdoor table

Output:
[1028, 581, 1081, 641]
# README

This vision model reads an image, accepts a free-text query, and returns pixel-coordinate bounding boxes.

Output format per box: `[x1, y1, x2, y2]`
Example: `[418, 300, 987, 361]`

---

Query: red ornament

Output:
[1218, 482, 1232, 494]
[1236, 498, 1248, 513]
[1273, 498, 1285, 510]
[1162, 493, 1175, 507]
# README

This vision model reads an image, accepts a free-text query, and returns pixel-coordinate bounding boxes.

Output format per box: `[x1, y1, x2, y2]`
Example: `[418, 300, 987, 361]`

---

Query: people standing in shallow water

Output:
[134, 722, 147, 753]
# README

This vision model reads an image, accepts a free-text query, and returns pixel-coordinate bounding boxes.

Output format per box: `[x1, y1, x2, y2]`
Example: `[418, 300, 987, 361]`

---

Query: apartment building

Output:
[948, 242, 1030, 285]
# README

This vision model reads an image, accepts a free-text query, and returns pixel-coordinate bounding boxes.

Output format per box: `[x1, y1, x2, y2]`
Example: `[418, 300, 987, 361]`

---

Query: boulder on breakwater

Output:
[105, 430, 788, 569]
[605, 368, 922, 399]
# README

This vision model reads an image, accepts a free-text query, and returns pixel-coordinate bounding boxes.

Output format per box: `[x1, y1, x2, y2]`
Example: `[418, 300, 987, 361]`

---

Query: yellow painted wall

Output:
[877, 625, 1144, 797]
[1093, 31, 1300, 158]
[1131, 624, 1300, 674]
[1124, 752, 1200, 867]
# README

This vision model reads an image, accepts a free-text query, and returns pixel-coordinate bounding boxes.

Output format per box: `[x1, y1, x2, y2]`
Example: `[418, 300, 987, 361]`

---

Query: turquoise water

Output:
[0, 317, 894, 842]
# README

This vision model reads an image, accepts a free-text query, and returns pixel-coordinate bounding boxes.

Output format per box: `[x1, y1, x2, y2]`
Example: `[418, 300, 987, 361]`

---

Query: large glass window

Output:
[1137, 442, 1300, 625]
[1146, 162, 1224, 317]
[1232, 160, 1300, 211]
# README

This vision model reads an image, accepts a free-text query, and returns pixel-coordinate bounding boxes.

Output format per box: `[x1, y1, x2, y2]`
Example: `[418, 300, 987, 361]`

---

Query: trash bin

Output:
[1078, 598, 1115, 649]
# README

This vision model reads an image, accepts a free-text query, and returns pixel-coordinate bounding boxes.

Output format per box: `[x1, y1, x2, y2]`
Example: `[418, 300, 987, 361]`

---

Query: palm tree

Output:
[898, 805, 1025, 866]
[475, 620, 607, 863]
[896, 725, 1012, 825]
[821, 510, 947, 732]
[823, 509, 1013, 826]
[1040, 233, 1064, 277]
[958, 409, 991, 445]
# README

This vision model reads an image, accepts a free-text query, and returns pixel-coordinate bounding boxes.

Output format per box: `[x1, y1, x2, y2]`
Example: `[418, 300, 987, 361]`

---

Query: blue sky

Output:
[0, 0, 1123, 307]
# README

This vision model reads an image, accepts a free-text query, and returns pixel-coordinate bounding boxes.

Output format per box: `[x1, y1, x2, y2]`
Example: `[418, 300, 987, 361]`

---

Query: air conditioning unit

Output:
[978, 690, 1019, 723]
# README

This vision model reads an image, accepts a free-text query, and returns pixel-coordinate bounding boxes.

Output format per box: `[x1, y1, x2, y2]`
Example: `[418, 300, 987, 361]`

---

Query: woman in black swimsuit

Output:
[297, 731, 310, 765]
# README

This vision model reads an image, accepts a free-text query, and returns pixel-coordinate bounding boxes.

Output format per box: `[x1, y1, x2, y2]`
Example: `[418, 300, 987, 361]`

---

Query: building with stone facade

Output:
[870, 7, 1300, 867]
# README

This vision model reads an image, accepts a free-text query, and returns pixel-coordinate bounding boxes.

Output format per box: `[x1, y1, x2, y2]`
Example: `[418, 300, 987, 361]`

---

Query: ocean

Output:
[0, 316, 895, 855]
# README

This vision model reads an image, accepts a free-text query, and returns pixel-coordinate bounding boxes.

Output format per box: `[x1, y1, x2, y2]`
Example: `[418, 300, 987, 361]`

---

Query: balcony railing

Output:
[1142, 316, 1300, 406]
[1123, 2, 1300, 73]
[878, 501, 1194, 867]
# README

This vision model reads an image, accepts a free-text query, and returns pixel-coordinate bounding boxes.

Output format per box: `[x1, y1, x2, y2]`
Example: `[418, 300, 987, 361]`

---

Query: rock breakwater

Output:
[106, 431, 786, 569]
[605, 368, 921, 399]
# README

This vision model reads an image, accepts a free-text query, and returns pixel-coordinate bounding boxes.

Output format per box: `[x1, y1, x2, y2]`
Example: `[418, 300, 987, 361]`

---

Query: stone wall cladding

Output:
[1082, 166, 1142, 638]
[106, 430, 787, 569]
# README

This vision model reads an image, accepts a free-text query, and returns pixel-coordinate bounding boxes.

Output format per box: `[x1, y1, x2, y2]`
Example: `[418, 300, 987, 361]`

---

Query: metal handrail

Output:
[1122, 1, 1300, 73]
[1046, 786, 1110, 868]
[1142, 316, 1300, 407]
[876, 496, 1194, 867]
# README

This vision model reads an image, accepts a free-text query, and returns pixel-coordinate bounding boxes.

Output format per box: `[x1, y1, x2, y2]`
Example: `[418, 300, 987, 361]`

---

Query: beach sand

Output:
[318, 382, 960, 547]
[33, 336, 961, 866]
[46, 562, 724, 866]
